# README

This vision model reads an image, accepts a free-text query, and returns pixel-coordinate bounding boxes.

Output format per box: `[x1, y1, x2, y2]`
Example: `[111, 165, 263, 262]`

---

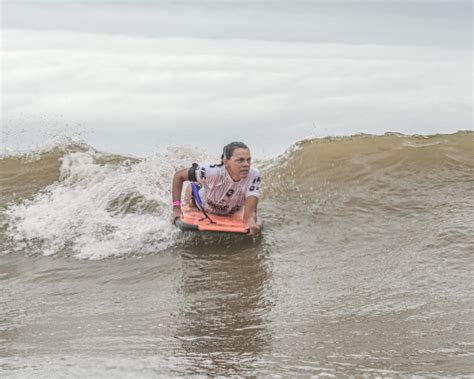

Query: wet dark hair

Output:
[220, 142, 249, 164]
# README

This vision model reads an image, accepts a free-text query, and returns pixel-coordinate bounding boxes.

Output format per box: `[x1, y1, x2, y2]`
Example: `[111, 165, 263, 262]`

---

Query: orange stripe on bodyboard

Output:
[178, 204, 249, 234]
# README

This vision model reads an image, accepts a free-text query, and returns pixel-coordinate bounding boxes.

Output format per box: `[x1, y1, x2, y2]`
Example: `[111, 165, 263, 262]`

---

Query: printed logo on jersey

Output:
[206, 199, 229, 212]
[249, 176, 260, 192]
[226, 189, 234, 197]
[199, 167, 206, 180]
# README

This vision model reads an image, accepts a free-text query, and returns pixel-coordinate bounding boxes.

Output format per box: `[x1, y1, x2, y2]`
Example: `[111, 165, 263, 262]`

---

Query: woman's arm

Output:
[243, 196, 261, 235]
[171, 168, 189, 223]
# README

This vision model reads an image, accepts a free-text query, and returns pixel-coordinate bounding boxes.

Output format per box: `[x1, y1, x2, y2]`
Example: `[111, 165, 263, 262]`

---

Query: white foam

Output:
[4, 149, 209, 259]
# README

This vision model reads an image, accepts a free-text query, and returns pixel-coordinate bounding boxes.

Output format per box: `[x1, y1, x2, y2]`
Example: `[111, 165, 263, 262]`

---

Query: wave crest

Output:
[1, 131, 471, 259]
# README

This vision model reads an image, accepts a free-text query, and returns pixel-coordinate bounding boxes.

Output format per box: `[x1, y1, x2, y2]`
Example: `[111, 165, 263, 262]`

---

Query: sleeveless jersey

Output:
[192, 164, 261, 215]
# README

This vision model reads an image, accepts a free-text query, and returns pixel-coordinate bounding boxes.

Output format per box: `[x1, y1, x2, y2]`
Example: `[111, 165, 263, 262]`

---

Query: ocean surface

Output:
[1, 131, 473, 376]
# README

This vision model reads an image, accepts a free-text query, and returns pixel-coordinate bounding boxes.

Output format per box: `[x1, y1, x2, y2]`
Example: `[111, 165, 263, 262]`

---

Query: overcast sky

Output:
[1, 1, 472, 157]
[2, 1, 472, 48]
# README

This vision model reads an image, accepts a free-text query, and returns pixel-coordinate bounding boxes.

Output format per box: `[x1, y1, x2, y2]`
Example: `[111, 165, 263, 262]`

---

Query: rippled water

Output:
[1, 132, 473, 376]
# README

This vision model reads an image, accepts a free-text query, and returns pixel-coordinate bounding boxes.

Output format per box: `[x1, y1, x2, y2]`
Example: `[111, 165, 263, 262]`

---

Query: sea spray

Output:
[4, 150, 180, 259]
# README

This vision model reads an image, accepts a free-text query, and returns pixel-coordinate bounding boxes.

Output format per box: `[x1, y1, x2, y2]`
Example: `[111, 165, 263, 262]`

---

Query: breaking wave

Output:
[1, 131, 472, 259]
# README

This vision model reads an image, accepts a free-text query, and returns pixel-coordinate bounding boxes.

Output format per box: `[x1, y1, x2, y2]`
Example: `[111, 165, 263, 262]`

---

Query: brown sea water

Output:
[0, 132, 473, 377]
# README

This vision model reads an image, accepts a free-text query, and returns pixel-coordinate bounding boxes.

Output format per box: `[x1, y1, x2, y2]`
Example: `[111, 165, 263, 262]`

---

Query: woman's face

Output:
[224, 148, 251, 181]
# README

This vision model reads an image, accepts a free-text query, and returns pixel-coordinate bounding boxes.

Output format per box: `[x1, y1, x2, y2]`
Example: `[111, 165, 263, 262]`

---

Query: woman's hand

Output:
[246, 218, 261, 235]
[171, 206, 183, 224]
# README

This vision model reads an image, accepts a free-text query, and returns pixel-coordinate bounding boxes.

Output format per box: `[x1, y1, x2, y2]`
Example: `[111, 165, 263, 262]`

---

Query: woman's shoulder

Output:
[249, 167, 261, 178]
[197, 163, 225, 178]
